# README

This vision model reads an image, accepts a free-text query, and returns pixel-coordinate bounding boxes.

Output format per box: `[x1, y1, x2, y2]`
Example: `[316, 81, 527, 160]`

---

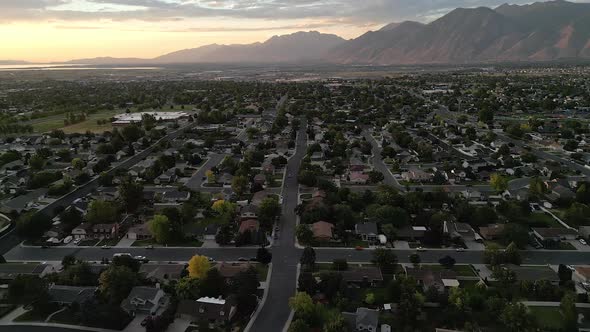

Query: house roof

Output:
[139, 264, 185, 281]
[312, 221, 334, 239]
[355, 222, 378, 235]
[48, 285, 96, 304]
[340, 266, 383, 283]
[215, 262, 252, 278]
[239, 219, 259, 234]
[533, 227, 578, 239]
[478, 224, 505, 240]
[177, 297, 235, 321]
[575, 265, 590, 279]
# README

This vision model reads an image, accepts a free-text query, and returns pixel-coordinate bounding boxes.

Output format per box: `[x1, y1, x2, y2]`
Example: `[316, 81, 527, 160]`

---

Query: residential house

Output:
[574, 266, 590, 283]
[342, 307, 380, 332]
[127, 223, 152, 241]
[240, 205, 258, 220]
[48, 285, 97, 306]
[312, 221, 334, 242]
[139, 264, 185, 283]
[478, 224, 505, 241]
[91, 223, 119, 239]
[120, 286, 170, 316]
[532, 227, 578, 242]
[71, 222, 92, 240]
[397, 226, 427, 241]
[405, 267, 459, 293]
[340, 266, 383, 287]
[402, 169, 432, 182]
[505, 265, 559, 285]
[239, 219, 259, 234]
[355, 222, 378, 242]
[177, 297, 236, 327]
[162, 190, 191, 203]
[349, 172, 369, 185]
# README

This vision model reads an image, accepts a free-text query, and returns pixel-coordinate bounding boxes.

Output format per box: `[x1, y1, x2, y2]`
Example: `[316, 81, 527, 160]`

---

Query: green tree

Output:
[28, 154, 45, 171]
[258, 197, 281, 229]
[500, 302, 536, 332]
[409, 253, 421, 267]
[297, 272, 317, 296]
[529, 177, 547, 198]
[504, 242, 522, 265]
[561, 292, 578, 332]
[289, 319, 311, 332]
[289, 292, 315, 316]
[86, 200, 119, 224]
[199, 268, 226, 298]
[372, 249, 398, 273]
[490, 173, 509, 192]
[8, 275, 48, 305]
[72, 158, 86, 170]
[296, 224, 313, 245]
[256, 247, 272, 264]
[231, 176, 249, 196]
[99, 265, 138, 304]
[300, 247, 316, 270]
[148, 214, 172, 244]
[119, 181, 144, 213]
[16, 212, 52, 239]
[175, 277, 200, 300]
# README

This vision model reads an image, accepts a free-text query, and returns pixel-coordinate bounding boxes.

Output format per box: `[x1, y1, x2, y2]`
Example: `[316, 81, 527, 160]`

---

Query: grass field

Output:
[529, 306, 564, 330]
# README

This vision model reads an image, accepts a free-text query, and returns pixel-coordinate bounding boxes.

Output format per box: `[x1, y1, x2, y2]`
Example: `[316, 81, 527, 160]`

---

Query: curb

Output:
[281, 263, 300, 332]
[244, 263, 273, 332]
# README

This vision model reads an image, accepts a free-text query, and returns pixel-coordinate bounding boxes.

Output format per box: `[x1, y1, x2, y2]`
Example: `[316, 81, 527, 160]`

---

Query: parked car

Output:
[580, 239, 587, 246]
[416, 247, 427, 252]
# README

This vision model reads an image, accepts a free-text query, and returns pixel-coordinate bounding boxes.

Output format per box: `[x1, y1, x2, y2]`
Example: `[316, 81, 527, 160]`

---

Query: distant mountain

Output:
[0, 60, 29, 65]
[155, 31, 345, 63]
[326, 0, 590, 64]
[65, 57, 149, 65]
[44, 1, 590, 66]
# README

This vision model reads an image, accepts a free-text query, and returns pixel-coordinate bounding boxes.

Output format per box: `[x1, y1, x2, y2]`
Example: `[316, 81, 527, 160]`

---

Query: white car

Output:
[580, 239, 587, 246]
[74, 238, 82, 245]
[416, 247, 427, 252]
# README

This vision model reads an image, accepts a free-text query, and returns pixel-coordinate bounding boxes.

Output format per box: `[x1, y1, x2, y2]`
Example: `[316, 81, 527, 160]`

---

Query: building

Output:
[342, 307, 379, 332]
[177, 297, 236, 327]
[239, 219, 259, 234]
[532, 227, 578, 242]
[312, 221, 334, 241]
[478, 224, 505, 241]
[355, 222, 378, 242]
[139, 264, 186, 283]
[48, 285, 97, 305]
[120, 286, 170, 316]
[340, 266, 384, 287]
[112, 112, 189, 126]
[127, 223, 152, 241]
[405, 267, 459, 293]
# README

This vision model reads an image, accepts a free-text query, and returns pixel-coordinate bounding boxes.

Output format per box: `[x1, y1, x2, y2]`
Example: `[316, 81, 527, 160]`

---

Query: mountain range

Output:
[15, 0, 590, 66]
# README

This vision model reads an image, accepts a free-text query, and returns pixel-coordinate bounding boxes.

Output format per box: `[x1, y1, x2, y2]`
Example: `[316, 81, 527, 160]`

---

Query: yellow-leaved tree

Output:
[188, 255, 211, 279]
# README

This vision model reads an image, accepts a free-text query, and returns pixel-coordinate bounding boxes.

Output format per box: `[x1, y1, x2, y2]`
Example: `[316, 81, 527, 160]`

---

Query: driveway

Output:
[115, 237, 135, 248]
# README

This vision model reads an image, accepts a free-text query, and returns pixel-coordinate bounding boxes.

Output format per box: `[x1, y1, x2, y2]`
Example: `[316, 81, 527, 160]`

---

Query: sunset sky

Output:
[1, 0, 588, 62]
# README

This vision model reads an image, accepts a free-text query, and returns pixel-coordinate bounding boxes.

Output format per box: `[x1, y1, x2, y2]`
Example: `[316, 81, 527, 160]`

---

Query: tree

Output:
[324, 314, 348, 332]
[368, 170, 384, 184]
[148, 215, 173, 244]
[62, 255, 77, 269]
[501, 224, 529, 249]
[296, 224, 313, 245]
[256, 247, 272, 264]
[8, 275, 48, 305]
[28, 154, 45, 171]
[504, 242, 522, 265]
[300, 247, 316, 270]
[500, 302, 536, 332]
[199, 268, 226, 298]
[478, 108, 494, 124]
[332, 258, 348, 271]
[565, 202, 590, 227]
[484, 244, 504, 266]
[289, 292, 315, 316]
[561, 292, 578, 332]
[258, 197, 281, 228]
[558, 264, 573, 283]
[121, 125, 144, 142]
[16, 212, 52, 239]
[212, 200, 235, 215]
[215, 224, 233, 245]
[289, 319, 311, 332]
[205, 169, 216, 184]
[119, 181, 144, 213]
[188, 255, 211, 279]
[439, 255, 456, 269]
[298, 272, 317, 296]
[99, 265, 138, 304]
[175, 277, 200, 300]
[381, 224, 396, 242]
[72, 158, 86, 170]
[231, 267, 260, 316]
[490, 173, 509, 192]
[372, 249, 397, 273]
[86, 200, 119, 224]
[529, 177, 547, 198]
[409, 253, 421, 267]
[231, 176, 249, 196]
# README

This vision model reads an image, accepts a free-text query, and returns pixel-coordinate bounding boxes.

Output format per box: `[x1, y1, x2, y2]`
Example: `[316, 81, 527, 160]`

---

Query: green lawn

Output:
[132, 238, 203, 247]
[420, 264, 477, 277]
[255, 263, 270, 281]
[527, 212, 563, 228]
[78, 239, 99, 246]
[0, 305, 16, 318]
[529, 306, 564, 330]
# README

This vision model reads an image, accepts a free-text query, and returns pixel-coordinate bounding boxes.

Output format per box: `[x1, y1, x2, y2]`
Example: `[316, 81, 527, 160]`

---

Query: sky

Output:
[0, 0, 587, 62]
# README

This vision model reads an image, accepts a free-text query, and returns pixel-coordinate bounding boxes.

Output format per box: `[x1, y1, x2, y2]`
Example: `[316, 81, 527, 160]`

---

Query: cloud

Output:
[1, 0, 590, 26]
